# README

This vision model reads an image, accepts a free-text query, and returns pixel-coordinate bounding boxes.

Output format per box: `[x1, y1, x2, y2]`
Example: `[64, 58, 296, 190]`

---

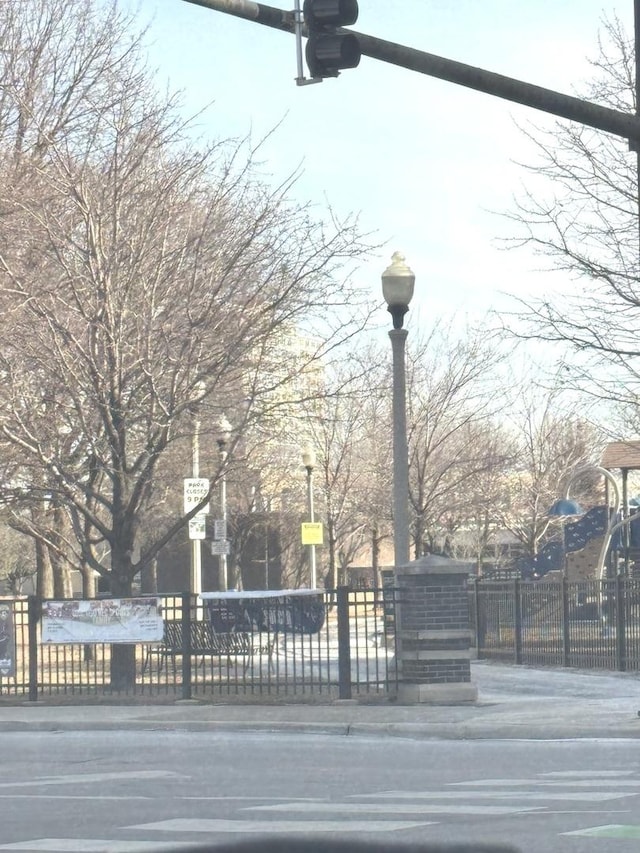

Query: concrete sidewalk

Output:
[1, 660, 639, 739]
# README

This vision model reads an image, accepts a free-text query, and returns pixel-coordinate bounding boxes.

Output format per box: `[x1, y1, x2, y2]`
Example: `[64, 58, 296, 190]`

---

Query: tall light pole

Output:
[382, 251, 415, 569]
[302, 445, 317, 589]
[216, 415, 232, 591]
[190, 381, 206, 596]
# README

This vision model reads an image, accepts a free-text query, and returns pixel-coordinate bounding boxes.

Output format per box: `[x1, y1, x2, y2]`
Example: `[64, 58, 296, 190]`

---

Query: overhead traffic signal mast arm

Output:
[182, 0, 640, 146]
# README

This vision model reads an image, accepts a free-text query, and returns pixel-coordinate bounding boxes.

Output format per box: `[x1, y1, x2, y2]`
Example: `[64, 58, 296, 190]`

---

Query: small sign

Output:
[211, 539, 231, 556]
[301, 522, 323, 545]
[189, 517, 206, 540]
[214, 519, 227, 540]
[184, 478, 210, 514]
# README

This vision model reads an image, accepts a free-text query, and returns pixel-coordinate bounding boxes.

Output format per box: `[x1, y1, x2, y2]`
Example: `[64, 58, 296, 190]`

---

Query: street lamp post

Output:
[217, 415, 232, 591]
[189, 382, 207, 596]
[382, 252, 415, 569]
[302, 445, 317, 589]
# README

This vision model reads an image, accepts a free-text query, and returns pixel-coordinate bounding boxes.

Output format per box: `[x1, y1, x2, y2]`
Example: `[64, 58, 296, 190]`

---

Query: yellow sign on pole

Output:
[301, 522, 324, 545]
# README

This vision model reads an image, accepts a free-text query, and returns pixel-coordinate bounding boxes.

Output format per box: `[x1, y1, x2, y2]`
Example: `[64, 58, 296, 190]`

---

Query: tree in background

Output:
[405, 324, 506, 558]
[0, 0, 374, 616]
[505, 16, 640, 420]
[496, 384, 606, 564]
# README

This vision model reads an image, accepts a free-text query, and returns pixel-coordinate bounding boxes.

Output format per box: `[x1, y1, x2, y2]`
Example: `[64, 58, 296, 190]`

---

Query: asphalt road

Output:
[1, 730, 640, 852]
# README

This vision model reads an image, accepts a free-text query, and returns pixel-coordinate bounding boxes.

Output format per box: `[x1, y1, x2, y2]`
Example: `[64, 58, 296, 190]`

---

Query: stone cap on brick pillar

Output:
[395, 553, 474, 576]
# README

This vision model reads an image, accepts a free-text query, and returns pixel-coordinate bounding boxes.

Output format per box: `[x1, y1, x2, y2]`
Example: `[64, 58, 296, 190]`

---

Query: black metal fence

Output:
[473, 577, 640, 671]
[0, 587, 398, 702]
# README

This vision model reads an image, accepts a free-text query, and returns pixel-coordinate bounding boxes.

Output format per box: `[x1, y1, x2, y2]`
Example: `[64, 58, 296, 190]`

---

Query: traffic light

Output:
[302, 0, 361, 80]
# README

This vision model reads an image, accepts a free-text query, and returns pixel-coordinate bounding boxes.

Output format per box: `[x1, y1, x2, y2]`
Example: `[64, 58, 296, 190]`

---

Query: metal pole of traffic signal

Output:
[181, 0, 640, 146]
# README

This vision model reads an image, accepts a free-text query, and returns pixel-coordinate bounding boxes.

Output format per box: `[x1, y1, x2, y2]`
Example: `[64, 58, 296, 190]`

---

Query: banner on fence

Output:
[42, 598, 164, 644]
[0, 602, 15, 677]
[202, 590, 326, 635]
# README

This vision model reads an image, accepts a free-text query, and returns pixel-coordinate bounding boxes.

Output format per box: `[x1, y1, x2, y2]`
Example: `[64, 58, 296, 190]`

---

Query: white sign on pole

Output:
[214, 519, 227, 540]
[183, 478, 210, 514]
[189, 517, 207, 540]
[210, 539, 231, 556]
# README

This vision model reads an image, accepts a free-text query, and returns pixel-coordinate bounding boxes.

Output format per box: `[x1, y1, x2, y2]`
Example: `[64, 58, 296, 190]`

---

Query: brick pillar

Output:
[395, 554, 477, 704]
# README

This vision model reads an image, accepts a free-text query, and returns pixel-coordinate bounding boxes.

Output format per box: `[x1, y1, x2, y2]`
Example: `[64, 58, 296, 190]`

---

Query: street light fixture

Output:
[302, 444, 317, 589]
[381, 251, 415, 569]
[217, 415, 232, 591]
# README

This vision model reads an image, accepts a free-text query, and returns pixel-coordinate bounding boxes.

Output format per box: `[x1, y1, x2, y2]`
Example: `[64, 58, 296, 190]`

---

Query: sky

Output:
[120, 0, 632, 335]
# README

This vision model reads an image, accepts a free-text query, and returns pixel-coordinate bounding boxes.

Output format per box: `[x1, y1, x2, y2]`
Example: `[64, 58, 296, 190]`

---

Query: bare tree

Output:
[0, 0, 374, 686]
[503, 16, 640, 414]
[496, 384, 605, 562]
[405, 324, 505, 558]
[299, 351, 384, 589]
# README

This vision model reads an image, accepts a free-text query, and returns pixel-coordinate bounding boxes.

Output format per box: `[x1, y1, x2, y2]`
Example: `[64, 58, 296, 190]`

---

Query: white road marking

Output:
[247, 802, 542, 816]
[0, 794, 152, 800]
[0, 771, 183, 789]
[562, 824, 640, 838]
[0, 841, 197, 852]
[353, 790, 633, 802]
[0, 795, 153, 800]
[542, 771, 635, 777]
[128, 818, 434, 833]
[451, 778, 640, 788]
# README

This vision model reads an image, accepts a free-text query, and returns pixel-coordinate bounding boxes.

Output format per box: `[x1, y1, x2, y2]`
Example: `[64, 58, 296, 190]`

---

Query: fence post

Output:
[473, 578, 483, 655]
[27, 596, 39, 702]
[513, 578, 522, 665]
[615, 574, 626, 672]
[181, 592, 192, 700]
[336, 586, 352, 700]
[562, 577, 570, 667]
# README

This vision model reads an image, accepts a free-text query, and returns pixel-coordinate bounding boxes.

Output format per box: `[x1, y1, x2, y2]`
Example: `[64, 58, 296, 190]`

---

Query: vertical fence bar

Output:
[473, 578, 482, 654]
[27, 596, 39, 702]
[561, 577, 570, 667]
[513, 579, 522, 665]
[336, 586, 352, 700]
[616, 574, 626, 672]
[181, 592, 192, 700]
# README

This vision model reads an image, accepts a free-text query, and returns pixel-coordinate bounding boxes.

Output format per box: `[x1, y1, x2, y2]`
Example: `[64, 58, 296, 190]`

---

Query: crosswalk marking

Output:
[353, 790, 632, 801]
[247, 802, 543, 815]
[128, 818, 433, 833]
[562, 824, 640, 839]
[0, 841, 198, 852]
[451, 778, 640, 788]
[6, 767, 640, 850]
[0, 795, 153, 800]
[543, 771, 635, 778]
[0, 771, 183, 790]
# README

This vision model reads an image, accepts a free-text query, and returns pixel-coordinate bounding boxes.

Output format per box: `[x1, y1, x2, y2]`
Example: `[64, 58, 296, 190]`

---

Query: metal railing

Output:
[0, 587, 398, 702]
[473, 577, 640, 671]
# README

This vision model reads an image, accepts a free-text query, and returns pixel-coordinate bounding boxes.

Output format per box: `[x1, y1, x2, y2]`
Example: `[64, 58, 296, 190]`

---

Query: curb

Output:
[0, 718, 639, 739]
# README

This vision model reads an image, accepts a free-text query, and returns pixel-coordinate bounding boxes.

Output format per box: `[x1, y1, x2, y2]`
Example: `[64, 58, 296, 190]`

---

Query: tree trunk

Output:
[36, 540, 54, 598]
[328, 519, 338, 589]
[52, 550, 71, 598]
[371, 525, 381, 587]
[108, 551, 136, 691]
[81, 564, 96, 599]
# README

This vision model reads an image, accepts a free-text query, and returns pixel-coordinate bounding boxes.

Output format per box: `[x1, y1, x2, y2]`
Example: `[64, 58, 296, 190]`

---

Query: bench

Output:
[142, 620, 275, 676]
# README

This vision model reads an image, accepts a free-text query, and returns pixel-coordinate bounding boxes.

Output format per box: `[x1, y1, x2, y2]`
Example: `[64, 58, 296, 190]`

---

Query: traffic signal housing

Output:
[303, 0, 361, 79]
